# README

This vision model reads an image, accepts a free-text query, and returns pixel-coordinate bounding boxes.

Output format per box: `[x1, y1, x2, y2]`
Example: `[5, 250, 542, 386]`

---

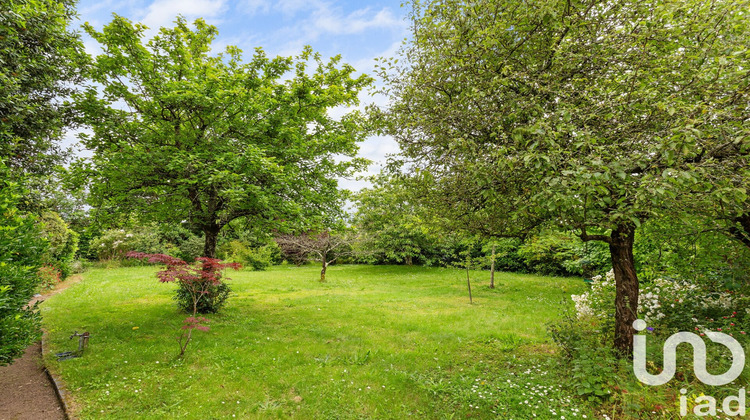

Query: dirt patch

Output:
[0, 342, 65, 420]
[0, 275, 82, 420]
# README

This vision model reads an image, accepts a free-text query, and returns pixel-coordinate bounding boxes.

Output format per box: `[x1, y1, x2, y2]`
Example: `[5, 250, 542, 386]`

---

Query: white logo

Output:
[632, 319, 745, 386]
[632, 320, 747, 416]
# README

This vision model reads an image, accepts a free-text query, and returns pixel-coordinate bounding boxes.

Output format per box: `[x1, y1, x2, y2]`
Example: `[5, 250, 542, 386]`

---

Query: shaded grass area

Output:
[41, 264, 589, 419]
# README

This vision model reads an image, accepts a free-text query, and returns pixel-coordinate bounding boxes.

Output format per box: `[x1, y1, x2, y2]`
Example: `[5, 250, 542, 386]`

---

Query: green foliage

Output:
[38, 211, 78, 278]
[353, 175, 480, 267]
[353, 180, 613, 276]
[571, 269, 750, 338]
[175, 234, 205, 263]
[481, 238, 526, 273]
[548, 305, 620, 403]
[68, 259, 90, 275]
[154, 223, 204, 262]
[217, 240, 277, 271]
[37, 264, 62, 290]
[76, 16, 372, 257]
[518, 232, 581, 276]
[0, 164, 47, 365]
[379, 0, 750, 353]
[174, 281, 231, 314]
[570, 345, 618, 402]
[381, 0, 749, 238]
[0, 0, 84, 179]
[634, 215, 750, 285]
[553, 270, 750, 415]
[518, 231, 610, 277]
[353, 177, 434, 265]
[89, 227, 164, 261]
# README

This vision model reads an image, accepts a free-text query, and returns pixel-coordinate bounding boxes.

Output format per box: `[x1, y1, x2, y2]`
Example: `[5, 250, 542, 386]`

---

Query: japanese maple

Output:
[127, 251, 240, 356]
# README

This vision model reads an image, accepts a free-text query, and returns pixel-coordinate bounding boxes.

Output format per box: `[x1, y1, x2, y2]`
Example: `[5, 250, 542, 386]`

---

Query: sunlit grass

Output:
[41, 264, 588, 419]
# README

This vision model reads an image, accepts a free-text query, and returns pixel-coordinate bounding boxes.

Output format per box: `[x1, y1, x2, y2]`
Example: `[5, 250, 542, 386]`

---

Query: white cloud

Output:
[141, 0, 227, 30]
[312, 7, 400, 35]
[238, 0, 404, 39]
[236, 0, 271, 15]
[359, 135, 400, 162]
[277, 0, 317, 15]
[62, 128, 94, 159]
[337, 134, 399, 193]
[237, 0, 318, 16]
[349, 38, 402, 78]
[82, 38, 104, 57]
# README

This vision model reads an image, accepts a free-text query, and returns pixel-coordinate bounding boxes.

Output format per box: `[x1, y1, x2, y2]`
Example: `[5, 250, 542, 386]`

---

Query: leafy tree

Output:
[0, 162, 47, 365]
[634, 214, 750, 286]
[77, 16, 372, 258]
[0, 0, 83, 179]
[729, 213, 750, 249]
[276, 230, 353, 281]
[353, 175, 438, 265]
[377, 0, 750, 354]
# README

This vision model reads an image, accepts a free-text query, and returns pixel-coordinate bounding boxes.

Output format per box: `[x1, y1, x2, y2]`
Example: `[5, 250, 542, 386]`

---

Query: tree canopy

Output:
[377, 0, 750, 354]
[77, 16, 372, 257]
[0, 0, 83, 178]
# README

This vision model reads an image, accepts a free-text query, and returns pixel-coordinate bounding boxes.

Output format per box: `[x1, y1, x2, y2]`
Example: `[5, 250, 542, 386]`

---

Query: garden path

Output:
[0, 276, 80, 420]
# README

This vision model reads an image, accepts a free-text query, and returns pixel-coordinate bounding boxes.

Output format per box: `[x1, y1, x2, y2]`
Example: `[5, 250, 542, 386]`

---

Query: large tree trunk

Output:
[609, 224, 639, 357]
[203, 225, 221, 259]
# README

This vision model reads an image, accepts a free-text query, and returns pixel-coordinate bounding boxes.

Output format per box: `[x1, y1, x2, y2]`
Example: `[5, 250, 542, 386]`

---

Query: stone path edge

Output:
[41, 333, 72, 420]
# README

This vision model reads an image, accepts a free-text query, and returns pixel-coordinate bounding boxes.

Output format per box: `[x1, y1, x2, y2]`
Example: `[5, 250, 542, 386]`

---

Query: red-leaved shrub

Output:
[127, 252, 241, 356]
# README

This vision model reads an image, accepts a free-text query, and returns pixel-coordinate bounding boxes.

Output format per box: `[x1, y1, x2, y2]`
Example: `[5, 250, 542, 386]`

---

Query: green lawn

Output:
[41, 264, 593, 419]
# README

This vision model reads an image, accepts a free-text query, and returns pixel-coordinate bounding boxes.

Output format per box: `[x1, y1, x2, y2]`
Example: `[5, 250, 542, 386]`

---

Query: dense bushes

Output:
[0, 171, 47, 365]
[156, 224, 205, 262]
[89, 227, 162, 260]
[38, 211, 78, 278]
[352, 229, 611, 277]
[217, 240, 279, 271]
[548, 269, 750, 414]
[634, 217, 750, 286]
[173, 281, 232, 314]
[570, 270, 750, 338]
[518, 231, 611, 277]
[88, 224, 204, 262]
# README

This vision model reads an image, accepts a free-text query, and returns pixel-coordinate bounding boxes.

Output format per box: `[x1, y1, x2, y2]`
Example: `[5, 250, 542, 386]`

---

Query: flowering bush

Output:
[571, 270, 749, 337]
[90, 228, 164, 261]
[572, 270, 615, 320]
[37, 264, 62, 290]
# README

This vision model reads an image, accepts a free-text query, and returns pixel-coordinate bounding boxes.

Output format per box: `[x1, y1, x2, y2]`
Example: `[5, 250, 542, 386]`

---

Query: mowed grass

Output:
[41, 264, 587, 419]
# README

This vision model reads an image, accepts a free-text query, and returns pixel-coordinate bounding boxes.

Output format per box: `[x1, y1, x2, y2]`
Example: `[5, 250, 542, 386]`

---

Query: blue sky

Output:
[69, 0, 410, 190]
